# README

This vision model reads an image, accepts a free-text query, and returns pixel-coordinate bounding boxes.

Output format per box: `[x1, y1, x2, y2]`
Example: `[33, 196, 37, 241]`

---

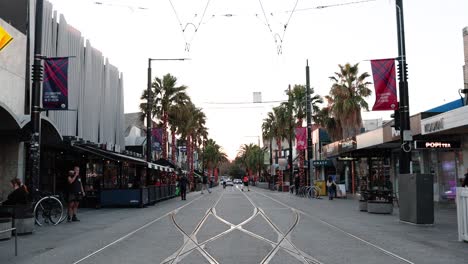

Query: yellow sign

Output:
[0, 25, 13, 51]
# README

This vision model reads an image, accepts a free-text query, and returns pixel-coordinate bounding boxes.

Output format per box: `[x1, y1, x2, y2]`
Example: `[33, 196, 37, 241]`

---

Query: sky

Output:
[47, 0, 468, 160]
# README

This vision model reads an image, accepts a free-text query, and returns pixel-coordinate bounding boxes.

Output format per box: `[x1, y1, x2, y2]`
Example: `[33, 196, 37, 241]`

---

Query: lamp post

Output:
[305, 60, 313, 186]
[146, 58, 189, 187]
[30, 0, 44, 194]
[395, 0, 411, 174]
[146, 58, 189, 164]
[287, 85, 294, 188]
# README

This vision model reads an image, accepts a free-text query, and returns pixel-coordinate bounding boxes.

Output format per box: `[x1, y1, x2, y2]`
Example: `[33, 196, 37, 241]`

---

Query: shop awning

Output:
[72, 143, 148, 166]
[147, 162, 173, 172]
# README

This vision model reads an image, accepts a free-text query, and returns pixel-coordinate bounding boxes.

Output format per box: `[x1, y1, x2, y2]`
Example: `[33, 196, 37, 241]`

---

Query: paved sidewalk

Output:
[0, 191, 205, 263]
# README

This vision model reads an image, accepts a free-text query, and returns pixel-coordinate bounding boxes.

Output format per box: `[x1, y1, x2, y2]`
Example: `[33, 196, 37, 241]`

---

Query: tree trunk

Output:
[299, 150, 305, 187]
[162, 113, 168, 159]
[276, 137, 282, 189]
[188, 135, 193, 188]
[190, 134, 194, 188]
[171, 132, 177, 184]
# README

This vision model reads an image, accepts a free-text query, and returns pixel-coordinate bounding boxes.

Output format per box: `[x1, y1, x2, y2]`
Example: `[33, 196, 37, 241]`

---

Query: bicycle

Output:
[33, 191, 66, 226]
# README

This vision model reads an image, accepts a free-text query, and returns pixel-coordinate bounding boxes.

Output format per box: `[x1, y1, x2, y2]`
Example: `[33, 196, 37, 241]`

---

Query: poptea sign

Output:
[414, 140, 460, 149]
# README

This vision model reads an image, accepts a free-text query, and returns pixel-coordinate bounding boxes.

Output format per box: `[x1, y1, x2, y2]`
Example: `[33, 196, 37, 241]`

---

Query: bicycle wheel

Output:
[34, 196, 63, 226]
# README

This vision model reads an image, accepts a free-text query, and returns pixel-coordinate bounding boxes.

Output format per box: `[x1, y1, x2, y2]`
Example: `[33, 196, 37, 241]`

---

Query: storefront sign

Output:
[423, 118, 444, 133]
[323, 141, 340, 158]
[414, 140, 460, 149]
[340, 137, 357, 152]
[312, 160, 332, 167]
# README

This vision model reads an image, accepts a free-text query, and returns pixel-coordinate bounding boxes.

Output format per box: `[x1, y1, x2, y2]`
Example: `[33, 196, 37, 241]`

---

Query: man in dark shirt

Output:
[463, 168, 468, 187]
[67, 166, 85, 222]
[179, 174, 188, 200]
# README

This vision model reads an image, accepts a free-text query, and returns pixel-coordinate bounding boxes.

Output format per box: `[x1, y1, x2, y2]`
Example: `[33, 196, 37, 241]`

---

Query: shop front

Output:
[420, 106, 468, 203]
[72, 143, 174, 207]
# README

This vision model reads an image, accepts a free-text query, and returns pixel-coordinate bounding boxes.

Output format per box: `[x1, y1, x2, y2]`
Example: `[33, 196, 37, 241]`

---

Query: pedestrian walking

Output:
[242, 173, 250, 192]
[67, 166, 85, 222]
[463, 168, 468, 187]
[179, 173, 188, 200]
[326, 176, 336, 200]
[201, 175, 211, 194]
[294, 174, 300, 195]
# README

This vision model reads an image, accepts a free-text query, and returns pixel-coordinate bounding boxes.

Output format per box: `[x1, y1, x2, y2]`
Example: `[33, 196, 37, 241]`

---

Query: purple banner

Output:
[43, 57, 69, 110]
[152, 128, 163, 152]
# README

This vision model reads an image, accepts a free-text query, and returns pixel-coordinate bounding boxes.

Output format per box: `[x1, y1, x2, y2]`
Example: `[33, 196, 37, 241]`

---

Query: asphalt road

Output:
[1, 185, 466, 264]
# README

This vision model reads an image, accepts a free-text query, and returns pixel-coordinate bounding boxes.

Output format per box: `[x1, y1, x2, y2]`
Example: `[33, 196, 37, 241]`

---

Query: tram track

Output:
[252, 189, 415, 264]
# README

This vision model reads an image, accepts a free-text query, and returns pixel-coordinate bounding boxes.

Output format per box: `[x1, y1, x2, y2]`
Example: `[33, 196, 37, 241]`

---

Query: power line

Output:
[201, 100, 286, 105]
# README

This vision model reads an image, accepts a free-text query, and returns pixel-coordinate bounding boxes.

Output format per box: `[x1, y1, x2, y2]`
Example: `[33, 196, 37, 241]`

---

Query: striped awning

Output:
[147, 163, 173, 172]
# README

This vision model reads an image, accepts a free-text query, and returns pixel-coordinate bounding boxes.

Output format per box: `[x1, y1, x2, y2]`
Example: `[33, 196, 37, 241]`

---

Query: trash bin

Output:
[399, 173, 434, 224]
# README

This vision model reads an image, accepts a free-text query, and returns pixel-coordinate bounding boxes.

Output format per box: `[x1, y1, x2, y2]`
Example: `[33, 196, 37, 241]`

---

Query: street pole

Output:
[30, 0, 44, 194]
[146, 59, 152, 164]
[288, 85, 293, 187]
[146, 58, 189, 184]
[395, 0, 411, 174]
[305, 60, 313, 186]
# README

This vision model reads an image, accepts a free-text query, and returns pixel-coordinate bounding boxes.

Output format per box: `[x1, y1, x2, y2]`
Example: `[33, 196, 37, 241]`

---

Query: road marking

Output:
[254, 189, 415, 264]
[168, 192, 225, 264]
[72, 194, 206, 264]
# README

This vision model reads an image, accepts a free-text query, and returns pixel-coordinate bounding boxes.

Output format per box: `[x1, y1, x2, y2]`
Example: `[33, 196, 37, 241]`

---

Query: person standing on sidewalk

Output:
[179, 173, 188, 200]
[326, 176, 336, 200]
[242, 173, 250, 192]
[294, 174, 300, 195]
[463, 168, 468, 187]
[201, 174, 211, 194]
[67, 166, 84, 222]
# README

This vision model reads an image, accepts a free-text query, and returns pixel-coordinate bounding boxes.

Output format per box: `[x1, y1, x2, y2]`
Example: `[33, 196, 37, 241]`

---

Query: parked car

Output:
[225, 179, 234, 186]
[233, 179, 242, 184]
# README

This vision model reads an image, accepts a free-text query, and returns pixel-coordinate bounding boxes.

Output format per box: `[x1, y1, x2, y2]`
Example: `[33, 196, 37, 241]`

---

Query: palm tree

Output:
[237, 143, 264, 182]
[262, 112, 275, 184]
[314, 97, 342, 142]
[176, 102, 206, 188]
[328, 63, 372, 139]
[286, 85, 323, 187]
[272, 105, 289, 189]
[140, 74, 190, 160]
[204, 139, 228, 181]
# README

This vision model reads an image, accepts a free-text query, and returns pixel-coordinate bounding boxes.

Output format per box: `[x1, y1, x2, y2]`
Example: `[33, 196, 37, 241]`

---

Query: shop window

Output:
[103, 161, 119, 189]
[122, 162, 137, 188]
[85, 161, 103, 192]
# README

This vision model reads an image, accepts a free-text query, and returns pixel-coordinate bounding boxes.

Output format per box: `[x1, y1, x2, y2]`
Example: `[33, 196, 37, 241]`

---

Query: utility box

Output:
[399, 173, 434, 224]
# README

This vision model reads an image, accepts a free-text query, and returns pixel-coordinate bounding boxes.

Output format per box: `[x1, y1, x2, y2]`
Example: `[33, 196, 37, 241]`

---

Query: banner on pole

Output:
[43, 57, 69, 110]
[152, 128, 163, 152]
[295, 127, 307, 150]
[371, 59, 398, 111]
[0, 25, 13, 51]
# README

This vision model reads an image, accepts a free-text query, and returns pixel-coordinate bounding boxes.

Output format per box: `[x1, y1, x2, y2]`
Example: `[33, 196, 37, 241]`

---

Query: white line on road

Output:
[72, 194, 206, 264]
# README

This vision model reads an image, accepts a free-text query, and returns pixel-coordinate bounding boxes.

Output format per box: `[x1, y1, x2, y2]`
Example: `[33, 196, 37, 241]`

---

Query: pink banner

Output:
[295, 127, 307, 150]
[371, 59, 398, 111]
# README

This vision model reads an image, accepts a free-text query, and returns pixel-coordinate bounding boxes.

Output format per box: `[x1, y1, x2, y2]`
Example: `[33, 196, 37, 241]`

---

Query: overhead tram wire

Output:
[92, 0, 378, 53]
[257, 0, 299, 55]
[202, 100, 286, 105]
[168, 0, 212, 52]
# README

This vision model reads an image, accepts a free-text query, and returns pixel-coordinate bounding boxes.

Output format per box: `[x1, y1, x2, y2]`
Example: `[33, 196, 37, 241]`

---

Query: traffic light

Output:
[391, 109, 400, 130]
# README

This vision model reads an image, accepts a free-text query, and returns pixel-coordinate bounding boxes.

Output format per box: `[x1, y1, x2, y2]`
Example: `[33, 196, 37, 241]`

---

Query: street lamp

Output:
[305, 60, 313, 187]
[146, 58, 189, 164]
[395, 0, 411, 174]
